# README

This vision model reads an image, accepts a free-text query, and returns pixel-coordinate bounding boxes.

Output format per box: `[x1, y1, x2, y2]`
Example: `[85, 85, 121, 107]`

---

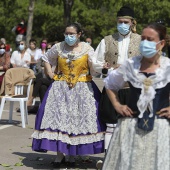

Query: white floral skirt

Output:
[102, 118, 170, 170]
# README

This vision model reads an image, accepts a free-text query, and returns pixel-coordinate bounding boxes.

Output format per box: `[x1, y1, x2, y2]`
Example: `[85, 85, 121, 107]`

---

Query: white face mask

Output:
[139, 40, 161, 58]
[86, 42, 91, 45]
[19, 44, 25, 51]
[65, 35, 77, 46]
[117, 23, 130, 35]
[0, 49, 5, 55]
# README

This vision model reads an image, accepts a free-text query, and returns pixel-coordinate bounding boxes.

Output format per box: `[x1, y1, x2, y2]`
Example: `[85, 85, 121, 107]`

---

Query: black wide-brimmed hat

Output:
[117, 6, 134, 19]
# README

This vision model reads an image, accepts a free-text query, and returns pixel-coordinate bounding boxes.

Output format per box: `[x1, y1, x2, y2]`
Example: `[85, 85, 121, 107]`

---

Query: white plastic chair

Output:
[0, 79, 33, 128]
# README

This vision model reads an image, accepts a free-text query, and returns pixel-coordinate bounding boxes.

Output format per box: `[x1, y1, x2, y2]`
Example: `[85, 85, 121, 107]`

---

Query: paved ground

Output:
[0, 78, 104, 170]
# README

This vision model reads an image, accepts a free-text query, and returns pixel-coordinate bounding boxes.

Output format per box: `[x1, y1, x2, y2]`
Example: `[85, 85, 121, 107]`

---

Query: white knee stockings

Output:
[105, 123, 117, 150]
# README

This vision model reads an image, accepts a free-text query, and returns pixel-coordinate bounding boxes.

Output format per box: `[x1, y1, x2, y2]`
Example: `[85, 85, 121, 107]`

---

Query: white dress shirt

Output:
[92, 32, 131, 74]
[35, 49, 46, 61]
[117, 33, 131, 64]
[10, 50, 31, 68]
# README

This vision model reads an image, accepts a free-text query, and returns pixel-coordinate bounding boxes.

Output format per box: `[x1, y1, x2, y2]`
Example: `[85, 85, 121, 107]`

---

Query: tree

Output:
[63, 0, 74, 26]
[0, 0, 170, 50]
[26, 0, 35, 46]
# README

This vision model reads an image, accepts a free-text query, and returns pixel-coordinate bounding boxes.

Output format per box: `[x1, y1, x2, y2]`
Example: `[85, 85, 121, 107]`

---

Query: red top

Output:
[5, 44, 10, 52]
[16, 24, 27, 35]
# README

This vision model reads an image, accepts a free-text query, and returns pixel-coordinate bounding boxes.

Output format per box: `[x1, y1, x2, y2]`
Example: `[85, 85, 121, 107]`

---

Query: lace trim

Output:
[32, 130, 104, 145]
[40, 81, 98, 135]
[57, 42, 92, 59]
[117, 56, 170, 118]
[42, 41, 93, 68]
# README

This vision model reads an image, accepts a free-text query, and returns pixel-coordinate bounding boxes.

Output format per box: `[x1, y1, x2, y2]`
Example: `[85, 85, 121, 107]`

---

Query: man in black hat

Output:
[93, 5, 141, 169]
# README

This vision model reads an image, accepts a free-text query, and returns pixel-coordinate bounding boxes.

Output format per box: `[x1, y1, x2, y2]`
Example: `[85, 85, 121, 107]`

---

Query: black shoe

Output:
[16, 108, 20, 112]
[51, 162, 61, 168]
[51, 157, 65, 167]
[68, 162, 75, 168]
[28, 105, 39, 114]
[61, 157, 65, 164]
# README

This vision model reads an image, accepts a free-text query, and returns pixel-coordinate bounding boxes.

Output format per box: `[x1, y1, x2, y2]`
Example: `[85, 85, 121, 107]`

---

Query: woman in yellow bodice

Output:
[31, 22, 105, 168]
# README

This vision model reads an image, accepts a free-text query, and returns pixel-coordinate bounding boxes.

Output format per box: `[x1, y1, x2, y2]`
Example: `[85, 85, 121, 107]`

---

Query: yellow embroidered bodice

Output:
[53, 54, 92, 88]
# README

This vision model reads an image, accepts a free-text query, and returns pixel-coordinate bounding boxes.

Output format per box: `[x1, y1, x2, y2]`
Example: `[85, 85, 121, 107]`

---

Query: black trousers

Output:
[99, 87, 130, 124]
[32, 77, 53, 103]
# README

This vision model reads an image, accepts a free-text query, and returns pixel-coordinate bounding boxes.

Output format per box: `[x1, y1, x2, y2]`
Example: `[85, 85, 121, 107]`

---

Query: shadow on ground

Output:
[13, 152, 104, 169]
[0, 119, 21, 127]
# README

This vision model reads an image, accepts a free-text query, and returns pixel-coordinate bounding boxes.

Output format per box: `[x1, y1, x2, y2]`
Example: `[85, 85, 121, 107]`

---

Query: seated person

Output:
[29, 76, 54, 105]
[0, 38, 11, 55]
[26, 38, 39, 73]
[10, 41, 31, 68]
[26, 44, 56, 113]
[26, 70, 54, 113]
[0, 40, 10, 87]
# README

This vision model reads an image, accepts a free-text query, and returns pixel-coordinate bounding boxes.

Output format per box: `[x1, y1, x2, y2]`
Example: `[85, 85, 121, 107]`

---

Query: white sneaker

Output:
[96, 160, 103, 170]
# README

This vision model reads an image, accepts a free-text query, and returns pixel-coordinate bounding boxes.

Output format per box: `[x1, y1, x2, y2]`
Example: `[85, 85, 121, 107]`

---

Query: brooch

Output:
[66, 53, 75, 63]
[143, 78, 152, 91]
[57, 71, 63, 79]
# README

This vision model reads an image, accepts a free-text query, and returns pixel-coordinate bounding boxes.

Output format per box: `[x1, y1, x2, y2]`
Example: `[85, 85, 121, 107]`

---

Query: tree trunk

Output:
[26, 0, 35, 46]
[63, 0, 74, 26]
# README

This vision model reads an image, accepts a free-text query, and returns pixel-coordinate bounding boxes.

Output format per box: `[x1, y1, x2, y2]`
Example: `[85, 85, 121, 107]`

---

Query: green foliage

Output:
[0, 0, 170, 49]
[32, 0, 64, 43]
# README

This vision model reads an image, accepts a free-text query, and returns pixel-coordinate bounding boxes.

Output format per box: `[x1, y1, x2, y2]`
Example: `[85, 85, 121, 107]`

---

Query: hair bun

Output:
[74, 22, 82, 28]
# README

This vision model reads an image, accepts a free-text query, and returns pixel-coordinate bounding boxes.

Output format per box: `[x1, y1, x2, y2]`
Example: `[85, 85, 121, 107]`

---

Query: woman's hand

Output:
[25, 60, 30, 64]
[159, 107, 170, 119]
[106, 89, 133, 117]
[103, 62, 111, 69]
[115, 104, 133, 117]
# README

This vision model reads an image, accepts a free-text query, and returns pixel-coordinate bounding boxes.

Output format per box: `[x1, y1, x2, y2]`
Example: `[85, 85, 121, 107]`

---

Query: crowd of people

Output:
[0, 35, 56, 112]
[1, 4, 170, 170]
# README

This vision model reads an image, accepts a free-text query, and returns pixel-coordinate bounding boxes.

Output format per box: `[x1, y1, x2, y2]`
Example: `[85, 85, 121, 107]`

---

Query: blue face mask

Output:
[65, 35, 77, 46]
[19, 44, 25, 51]
[0, 49, 5, 55]
[86, 42, 91, 45]
[117, 23, 130, 35]
[139, 40, 160, 58]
